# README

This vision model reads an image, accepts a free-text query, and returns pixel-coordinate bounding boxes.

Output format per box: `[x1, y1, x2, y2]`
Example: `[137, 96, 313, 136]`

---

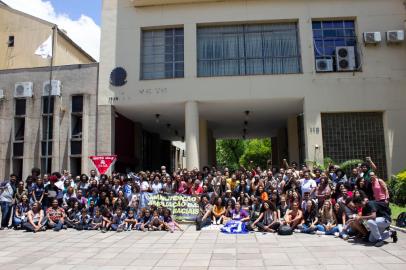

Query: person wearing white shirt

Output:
[300, 171, 317, 198]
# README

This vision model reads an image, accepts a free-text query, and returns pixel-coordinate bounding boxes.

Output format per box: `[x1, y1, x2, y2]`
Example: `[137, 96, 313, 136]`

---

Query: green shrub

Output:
[389, 170, 406, 206]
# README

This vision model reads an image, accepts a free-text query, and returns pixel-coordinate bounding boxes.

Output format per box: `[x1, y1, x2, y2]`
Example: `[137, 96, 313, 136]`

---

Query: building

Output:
[0, 63, 99, 179]
[0, 2, 98, 180]
[0, 0, 95, 69]
[98, 0, 406, 177]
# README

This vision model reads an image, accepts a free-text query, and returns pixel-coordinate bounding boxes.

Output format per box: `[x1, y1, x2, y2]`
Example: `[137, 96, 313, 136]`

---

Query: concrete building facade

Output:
[98, 0, 406, 177]
[0, 64, 98, 179]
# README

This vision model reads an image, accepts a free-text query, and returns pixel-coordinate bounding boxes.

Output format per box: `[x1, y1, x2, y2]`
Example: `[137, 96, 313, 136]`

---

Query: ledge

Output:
[132, 0, 234, 7]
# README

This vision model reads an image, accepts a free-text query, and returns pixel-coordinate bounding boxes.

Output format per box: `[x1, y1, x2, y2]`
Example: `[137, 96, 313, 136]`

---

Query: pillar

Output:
[185, 101, 199, 170]
[287, 116, 300, 163]
[199, 119, 208, 169]
[303, 103, 324, 169]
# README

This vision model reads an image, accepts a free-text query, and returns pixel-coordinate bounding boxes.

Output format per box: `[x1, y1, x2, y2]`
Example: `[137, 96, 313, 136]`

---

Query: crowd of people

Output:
[0, 157, 399, 247]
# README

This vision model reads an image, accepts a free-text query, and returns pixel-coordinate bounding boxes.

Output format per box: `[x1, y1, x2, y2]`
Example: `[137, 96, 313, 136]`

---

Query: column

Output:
[185, 101, 199, 170]
[287, 116, 300, 163]
[199, 119, 208, 169]
[303, 105, 324, 169]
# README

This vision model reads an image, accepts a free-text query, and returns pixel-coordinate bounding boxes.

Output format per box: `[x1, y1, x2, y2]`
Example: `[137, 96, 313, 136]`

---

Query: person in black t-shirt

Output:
[352, 197, 397, 247]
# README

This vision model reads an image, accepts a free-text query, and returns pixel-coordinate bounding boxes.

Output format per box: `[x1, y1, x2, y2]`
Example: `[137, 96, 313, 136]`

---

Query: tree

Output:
[216, 138, 272, 170]
[216, 139, 245, 171]
[239, 139, 272, 169]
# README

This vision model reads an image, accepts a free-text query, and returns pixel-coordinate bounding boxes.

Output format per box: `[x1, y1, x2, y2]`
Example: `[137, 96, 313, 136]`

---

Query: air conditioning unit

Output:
[42, 80, 61, 96]
[14, 82, 33, 98]
[315, 58, 334, 72]
[0, 89, 4, 100]
[336, 46, 356, 71]
[363, 32, 382, 44]
[386, 30, 405, 43]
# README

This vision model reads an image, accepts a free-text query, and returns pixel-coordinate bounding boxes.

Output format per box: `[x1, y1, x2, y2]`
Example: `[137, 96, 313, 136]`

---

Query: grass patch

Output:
[390, 203, 406, 223]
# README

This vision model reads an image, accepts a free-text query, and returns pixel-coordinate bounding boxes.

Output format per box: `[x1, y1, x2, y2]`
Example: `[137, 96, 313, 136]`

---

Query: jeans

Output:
[367, 217, 391, 242]
[111, 223, 124, 231]
[13, 216, 26, 226]
[0, 201, 12, 227]
[23, 218, 48, 232]
[48, 220, 64, 231]
[196, 216, 211, 230]
[317, 225, 340, 235]
[301, 224, 317, 234]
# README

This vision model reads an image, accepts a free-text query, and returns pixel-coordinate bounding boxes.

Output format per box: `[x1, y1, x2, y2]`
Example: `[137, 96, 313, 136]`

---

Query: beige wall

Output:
[0, 6, 94, 70]
[0, 64, 98, 180]
[99, 0, 406, 175]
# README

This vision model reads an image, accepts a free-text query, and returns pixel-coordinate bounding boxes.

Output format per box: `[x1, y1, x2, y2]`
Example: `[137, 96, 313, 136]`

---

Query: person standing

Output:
[0, 175, 16, 229]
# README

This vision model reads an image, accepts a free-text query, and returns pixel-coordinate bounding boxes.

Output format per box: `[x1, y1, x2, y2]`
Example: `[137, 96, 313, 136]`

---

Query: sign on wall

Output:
[89, 155, 117, 175]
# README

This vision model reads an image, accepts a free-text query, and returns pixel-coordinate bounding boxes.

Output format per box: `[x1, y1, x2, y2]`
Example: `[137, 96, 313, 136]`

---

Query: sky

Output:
[3, 0, 102, 60]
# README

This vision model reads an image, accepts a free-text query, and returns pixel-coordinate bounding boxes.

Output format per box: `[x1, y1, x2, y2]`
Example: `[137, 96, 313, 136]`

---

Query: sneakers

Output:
[316, 231, 325, 235]
[294, 229, 301, 233]
[342, 234, 349, 241]
[375, 240, 385, 247]
[391, 230, 398, 243]
[334, 232, 340, 237]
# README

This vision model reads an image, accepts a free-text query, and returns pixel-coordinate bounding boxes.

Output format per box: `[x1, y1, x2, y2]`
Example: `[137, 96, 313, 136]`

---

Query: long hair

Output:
[319, 200, 336, 224]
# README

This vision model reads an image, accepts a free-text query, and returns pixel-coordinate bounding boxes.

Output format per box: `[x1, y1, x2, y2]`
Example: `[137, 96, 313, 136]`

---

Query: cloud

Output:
[3, 0, 100, 60]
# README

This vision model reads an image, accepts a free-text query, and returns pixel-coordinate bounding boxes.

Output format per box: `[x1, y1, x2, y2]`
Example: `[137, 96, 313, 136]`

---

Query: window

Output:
[312, 20, 358, 71]
[141, 28, 184, 80]
[15, 99, 26, 116]
[72, 95, 83, 113]
[8, 36, 14, 47]
[41, 97, 54, 165]
[42, 96, 55, 114]
[197, 23, 301, 77]
[71, 95, 83, 156]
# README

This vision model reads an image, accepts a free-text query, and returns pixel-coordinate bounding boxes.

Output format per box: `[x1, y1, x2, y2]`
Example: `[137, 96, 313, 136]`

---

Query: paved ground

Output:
[0, 225, 405, 270]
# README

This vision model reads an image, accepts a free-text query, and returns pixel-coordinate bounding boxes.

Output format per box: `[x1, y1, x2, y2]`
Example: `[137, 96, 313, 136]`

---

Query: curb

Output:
[390, 225, 406, 233]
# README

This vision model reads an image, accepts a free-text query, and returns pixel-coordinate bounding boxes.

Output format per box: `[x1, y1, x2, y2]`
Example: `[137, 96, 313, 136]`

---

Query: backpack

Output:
[278, 225, 293, 235]
[396, 212, 406, 228]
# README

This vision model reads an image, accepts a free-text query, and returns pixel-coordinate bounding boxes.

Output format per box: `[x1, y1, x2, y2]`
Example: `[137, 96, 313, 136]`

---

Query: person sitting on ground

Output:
[150, 210, 164, 231]
[298, 199, 318, 234]
[76, 208, 91, 230]
[111, 207, 126, 232]
[317, 200, 339, 235]
[162, 208, 183, 232]
[351, 196, 397, 247]
[124, 209, 137, 231]
[100, 206, 113, 233]
[212, 196, 226, 225]
[23, 202, 47, 232]
[252, 200, 280, 233]
[284, 201, 303, 229]
[221, 201, 250, 234]
[139, 208, 152, 232]
[13, 194, 30, 229]
[196, 195, 212, 230]
[46, 198, 66, 231]
[90, 208, 103, 230]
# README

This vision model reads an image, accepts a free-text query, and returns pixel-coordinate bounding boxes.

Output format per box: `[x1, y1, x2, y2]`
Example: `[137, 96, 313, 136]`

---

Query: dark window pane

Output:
[13, 142, 24, 157]
[15, 99, 26, 116]
[313, 30, 322, 38]
[72, 96, 83, 113]
[71, 140, 82, 155]
[42, 116, 53, 140]
[312, 21, 321, 29]
[41, 141, 53, 156]
[42, 96, 55, 114]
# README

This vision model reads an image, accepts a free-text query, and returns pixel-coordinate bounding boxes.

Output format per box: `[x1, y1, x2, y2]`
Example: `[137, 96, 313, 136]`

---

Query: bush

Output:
[389, 170, 406, 206]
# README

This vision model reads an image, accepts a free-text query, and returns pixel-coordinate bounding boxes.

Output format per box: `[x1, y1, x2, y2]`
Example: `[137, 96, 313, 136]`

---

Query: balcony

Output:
[133, 0, 230, 7]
